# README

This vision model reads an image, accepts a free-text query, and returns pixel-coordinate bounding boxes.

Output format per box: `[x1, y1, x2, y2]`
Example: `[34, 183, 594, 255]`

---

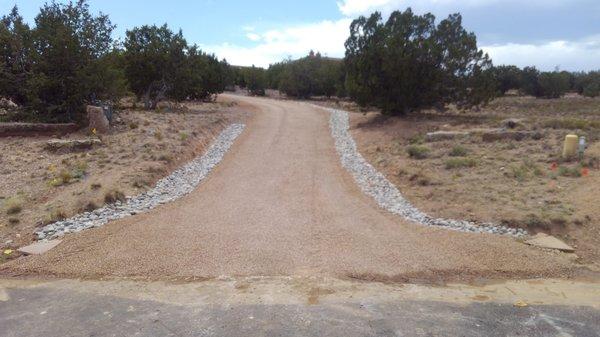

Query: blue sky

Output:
[2, 0, 600, 70]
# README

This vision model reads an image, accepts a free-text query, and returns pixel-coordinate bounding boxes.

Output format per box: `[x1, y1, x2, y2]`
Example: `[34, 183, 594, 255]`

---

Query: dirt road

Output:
[2, 95, 576, 281]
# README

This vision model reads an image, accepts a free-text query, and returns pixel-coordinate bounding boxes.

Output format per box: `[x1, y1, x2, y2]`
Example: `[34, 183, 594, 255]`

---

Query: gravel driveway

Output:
[1, 95, 576, 281]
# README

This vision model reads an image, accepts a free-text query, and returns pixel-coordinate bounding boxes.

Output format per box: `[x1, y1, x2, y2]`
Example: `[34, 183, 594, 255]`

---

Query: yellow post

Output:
[563, 134, 579, 158]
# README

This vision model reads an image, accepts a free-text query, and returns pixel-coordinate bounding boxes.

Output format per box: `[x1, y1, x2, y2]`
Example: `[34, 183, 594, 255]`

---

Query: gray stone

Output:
[425, 131, 470, 142]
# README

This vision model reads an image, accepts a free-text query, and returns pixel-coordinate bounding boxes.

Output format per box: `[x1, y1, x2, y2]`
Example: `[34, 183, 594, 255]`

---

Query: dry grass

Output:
[349, 94, 600, 267]
[4, 196, 23, 215]
[0, 98, 247, 249]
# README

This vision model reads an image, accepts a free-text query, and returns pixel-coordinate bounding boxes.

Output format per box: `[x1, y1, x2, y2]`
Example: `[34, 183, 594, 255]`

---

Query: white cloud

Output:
[202, 19, 351, 67]
[337, 0, 576, 16]
[201, 2, 599, 71]
[246, 33, 261, 42]
[483, 36, 600, 71]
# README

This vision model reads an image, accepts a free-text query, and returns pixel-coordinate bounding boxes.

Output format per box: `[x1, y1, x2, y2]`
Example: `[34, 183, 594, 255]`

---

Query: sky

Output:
[2, 0, 600, 70]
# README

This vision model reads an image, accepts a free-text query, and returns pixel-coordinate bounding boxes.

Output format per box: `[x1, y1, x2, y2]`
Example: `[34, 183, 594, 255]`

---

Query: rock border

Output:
[35, 123, 245, 241]
[322, 105, 526, 237]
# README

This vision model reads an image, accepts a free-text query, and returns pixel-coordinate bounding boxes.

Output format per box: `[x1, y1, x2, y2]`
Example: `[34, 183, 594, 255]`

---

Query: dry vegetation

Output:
[326, 95, 600, 269]
[0, 98, 248, 250]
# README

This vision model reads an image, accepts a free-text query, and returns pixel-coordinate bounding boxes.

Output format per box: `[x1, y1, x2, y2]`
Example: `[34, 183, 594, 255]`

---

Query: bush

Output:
[344, 9, 495, 114]
[537, 71, 571, 98]
[449, 145, 468, 157]
[407, 145, 430, 159]
[104, 189, 126, 204]
[582, 82, 600, 98]
[4, 195, 24, 215]
[445, 158, 477, 169]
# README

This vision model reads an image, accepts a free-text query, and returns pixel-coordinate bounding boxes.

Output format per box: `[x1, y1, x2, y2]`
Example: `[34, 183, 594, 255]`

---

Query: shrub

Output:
[407, 145, 430, 159]
[445, 158, 477, 169]
[449, 145, 468, 157]
[44, 207, 67, 224]
[104, 189, 126, 204]
[582, 82, 600, 98]
[537, 72, 571, 98]
[4, 195, 24, 215]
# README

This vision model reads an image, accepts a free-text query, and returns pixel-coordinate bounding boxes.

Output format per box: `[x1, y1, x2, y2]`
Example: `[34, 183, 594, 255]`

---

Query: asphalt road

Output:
[1, 277, 599, 337]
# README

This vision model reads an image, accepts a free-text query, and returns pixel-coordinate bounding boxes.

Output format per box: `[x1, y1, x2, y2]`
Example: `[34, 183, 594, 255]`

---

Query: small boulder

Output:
[501, 118, 525, 129]
[87, 105, 110, 134]
[425, 131, 470, 142]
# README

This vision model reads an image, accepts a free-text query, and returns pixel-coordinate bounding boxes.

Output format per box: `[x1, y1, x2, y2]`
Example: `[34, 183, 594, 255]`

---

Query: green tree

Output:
[245, 65, 267, 96]
[123, 24, 188, 109]
[0, 6, 33, 106]
[7, 0, 122, 123]
[274, 52, 345, 98]
[344, 9, 494, 115]
[493, 65, 522, 95]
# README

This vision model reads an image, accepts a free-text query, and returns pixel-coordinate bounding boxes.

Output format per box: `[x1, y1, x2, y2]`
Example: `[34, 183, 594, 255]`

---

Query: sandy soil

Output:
[1, 96, 581, 282]
[334, 95, 600, 269]
[0, 100, 248, 251]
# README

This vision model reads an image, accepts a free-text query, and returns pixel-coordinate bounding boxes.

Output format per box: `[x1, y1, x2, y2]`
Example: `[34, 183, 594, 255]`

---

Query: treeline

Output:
[231, 51, 345, 99]
[234, 9, 600, 116]
[0, 1, 230, 123]
[494, 66, 600, 98]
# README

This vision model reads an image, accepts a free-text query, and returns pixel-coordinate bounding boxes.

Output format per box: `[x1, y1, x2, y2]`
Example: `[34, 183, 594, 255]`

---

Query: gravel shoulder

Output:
[1, 96, 581, 282]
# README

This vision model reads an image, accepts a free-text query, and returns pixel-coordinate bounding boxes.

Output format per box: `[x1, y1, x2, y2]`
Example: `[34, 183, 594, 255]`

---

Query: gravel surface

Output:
[323, 105, 527, 237]
[5, 96, 572, 281]
[35, 124, 245, 240]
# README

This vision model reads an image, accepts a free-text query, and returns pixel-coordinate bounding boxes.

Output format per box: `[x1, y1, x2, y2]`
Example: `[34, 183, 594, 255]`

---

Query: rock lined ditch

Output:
[322, 105, 527, 237]
[35, 123, 245, 241]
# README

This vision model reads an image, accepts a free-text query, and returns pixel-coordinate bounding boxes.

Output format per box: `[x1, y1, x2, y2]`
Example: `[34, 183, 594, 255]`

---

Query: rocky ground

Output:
[0, 99, 249, 258]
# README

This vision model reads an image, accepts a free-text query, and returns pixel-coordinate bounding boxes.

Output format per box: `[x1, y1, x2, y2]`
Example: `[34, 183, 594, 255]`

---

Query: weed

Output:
[179, 132, 189, 141]
[524, 214, 550, 230]
[158, 154, 173, 163]
[449, 145, 468, 157]
[445, 158, 477, 169]
[8, 217, 19, 225]
[407, 145, 430, 159]
[4, 195, 24, 215]
[409, 172, 432, 186]
[91, 183, 102, 190]
[128, 121, 139, 129]
[558, 165, 582, 178]
[154, 131, 163, 141]
[44, 208, 67, 224]
[80, 201, 98, 212]
[104, 189, 126, 204]
[408, 134, 425, 145]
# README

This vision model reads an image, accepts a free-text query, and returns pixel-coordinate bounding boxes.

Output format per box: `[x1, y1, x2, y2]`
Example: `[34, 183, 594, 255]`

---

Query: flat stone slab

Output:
[18, 240, 62, 255]
[425, 131, 471, 142]
[45, 138, 102, 151]
[525, 233, 574, 252]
